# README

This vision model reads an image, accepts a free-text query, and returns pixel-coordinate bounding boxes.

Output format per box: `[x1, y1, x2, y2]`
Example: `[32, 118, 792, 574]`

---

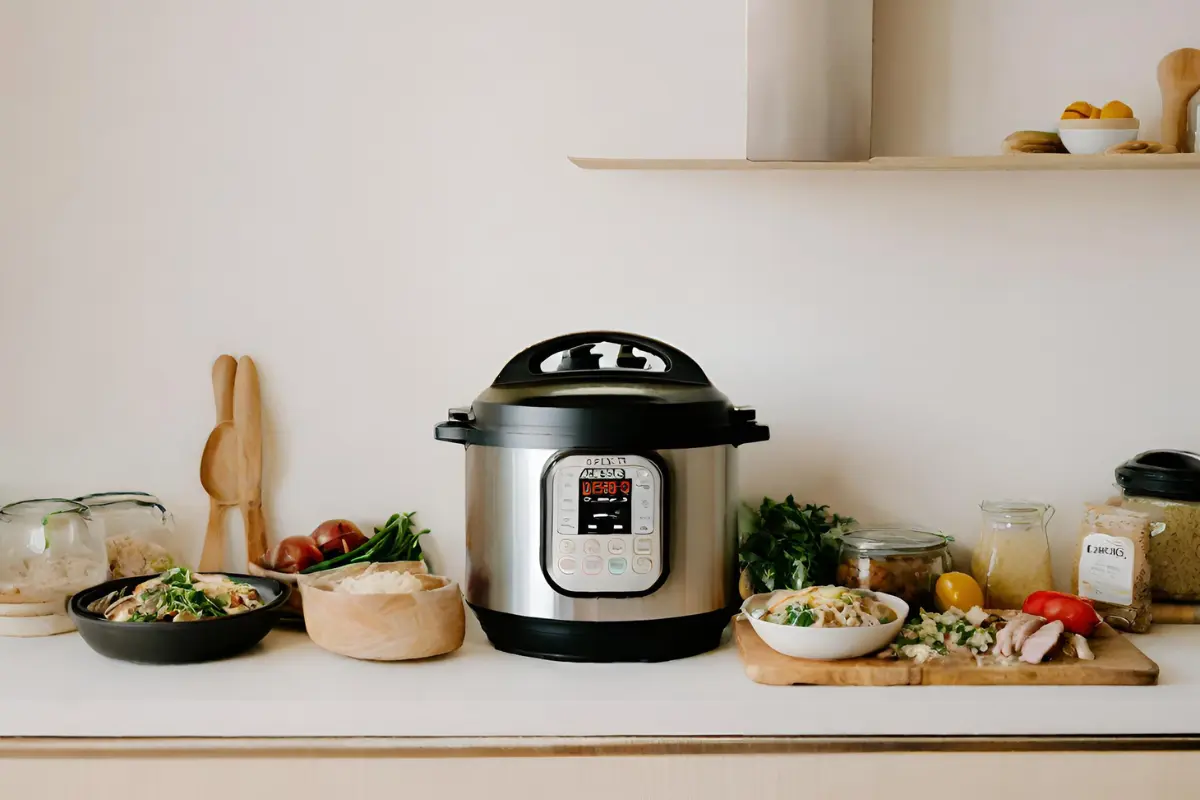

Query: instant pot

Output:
[434, 332, 768, 662]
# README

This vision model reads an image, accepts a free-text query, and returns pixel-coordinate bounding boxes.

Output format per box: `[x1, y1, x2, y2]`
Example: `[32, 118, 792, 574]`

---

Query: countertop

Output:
[4, 618, 1200, 740]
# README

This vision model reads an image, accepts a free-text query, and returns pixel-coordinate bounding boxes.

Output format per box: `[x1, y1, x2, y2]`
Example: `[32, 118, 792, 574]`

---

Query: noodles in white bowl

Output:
[742, 587, 908, 660]
[752, 585, 898, 628]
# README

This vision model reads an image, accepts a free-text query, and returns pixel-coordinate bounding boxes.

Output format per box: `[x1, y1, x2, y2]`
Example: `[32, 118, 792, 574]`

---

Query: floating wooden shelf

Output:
[569, 155, 1200, 172]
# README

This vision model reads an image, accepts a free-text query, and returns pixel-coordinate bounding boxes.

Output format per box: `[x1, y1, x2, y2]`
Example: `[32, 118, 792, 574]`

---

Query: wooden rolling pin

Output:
[1152, 603, 1200, 624]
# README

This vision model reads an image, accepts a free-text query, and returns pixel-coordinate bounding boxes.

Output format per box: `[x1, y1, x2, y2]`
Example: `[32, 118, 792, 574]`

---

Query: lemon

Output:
[935, 572, 985, 613]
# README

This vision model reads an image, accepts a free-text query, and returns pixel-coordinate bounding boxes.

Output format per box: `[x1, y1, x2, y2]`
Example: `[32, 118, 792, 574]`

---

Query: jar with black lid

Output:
[1116, 450, 1200, 602]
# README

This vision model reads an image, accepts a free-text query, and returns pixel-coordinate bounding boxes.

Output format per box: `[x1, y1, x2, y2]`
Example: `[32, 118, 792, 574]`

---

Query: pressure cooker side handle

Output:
[493, 331, 711, 386]
[434, 410, 474, 445]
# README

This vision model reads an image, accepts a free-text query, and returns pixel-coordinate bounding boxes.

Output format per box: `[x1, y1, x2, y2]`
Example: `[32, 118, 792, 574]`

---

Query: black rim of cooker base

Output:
[469, 604, 734, 662]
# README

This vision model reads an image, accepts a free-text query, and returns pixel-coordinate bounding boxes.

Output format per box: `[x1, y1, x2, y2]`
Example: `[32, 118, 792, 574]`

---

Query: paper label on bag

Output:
[1078, 533, 1134, 605]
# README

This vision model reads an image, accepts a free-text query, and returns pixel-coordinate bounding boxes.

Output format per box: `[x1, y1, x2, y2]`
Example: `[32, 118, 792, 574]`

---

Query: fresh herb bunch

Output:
[133, 567, 230, 621]
[739, 496, 854, 594]
[301, 511, 428, 574]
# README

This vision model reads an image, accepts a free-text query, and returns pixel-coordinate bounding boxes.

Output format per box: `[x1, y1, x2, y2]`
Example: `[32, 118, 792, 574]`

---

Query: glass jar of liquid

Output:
[971, 500, 1055, 609]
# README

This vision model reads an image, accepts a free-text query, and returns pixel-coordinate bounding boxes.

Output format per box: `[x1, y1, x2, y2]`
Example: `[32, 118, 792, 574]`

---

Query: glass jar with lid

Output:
[836, 527, 952, 613]
[74, 492, 180, 579]
[1115, 450, 1200, 601]
[0, 499, 107, 601]
[971, 500, 1054, 610]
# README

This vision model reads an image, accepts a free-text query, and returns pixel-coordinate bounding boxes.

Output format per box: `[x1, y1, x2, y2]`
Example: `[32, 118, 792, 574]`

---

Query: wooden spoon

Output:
[199, 356, 239, 570]
[1158, 48, 1200, 152]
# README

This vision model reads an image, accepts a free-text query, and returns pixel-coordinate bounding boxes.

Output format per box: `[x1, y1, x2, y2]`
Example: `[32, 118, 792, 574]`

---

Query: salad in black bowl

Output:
[69, 567, 289, 664]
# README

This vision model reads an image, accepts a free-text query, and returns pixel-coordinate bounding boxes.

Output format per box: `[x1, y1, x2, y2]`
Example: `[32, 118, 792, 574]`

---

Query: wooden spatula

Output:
[1158, 48, 1200, 152]
[234, 356, 269, 565]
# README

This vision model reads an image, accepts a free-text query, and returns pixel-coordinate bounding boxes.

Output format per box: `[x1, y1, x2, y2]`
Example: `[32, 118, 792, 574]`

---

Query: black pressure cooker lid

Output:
[1116, 450, 1200, 502]
[434, 331, 769, 450]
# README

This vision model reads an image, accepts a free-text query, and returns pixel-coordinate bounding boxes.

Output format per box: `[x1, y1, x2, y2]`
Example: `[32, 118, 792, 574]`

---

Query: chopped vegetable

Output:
[889, 606, 996, 662]
[739, 496, 854, 594]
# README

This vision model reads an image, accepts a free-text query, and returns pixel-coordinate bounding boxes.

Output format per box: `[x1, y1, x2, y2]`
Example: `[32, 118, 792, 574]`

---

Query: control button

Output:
[634, 538, 652, 555]
[560, 495, 577, 511]
[557, 512, 578, 534]
[583, 555, 603, 575]
[633, 557, 653, 574]
[583, 538, 601, 555]
[608, 539, 625, 554]
[634, 517, 653, 534]
[558, 556, 578, 575]
[559, 539, 576, 554]
[608, 557, 628, 575]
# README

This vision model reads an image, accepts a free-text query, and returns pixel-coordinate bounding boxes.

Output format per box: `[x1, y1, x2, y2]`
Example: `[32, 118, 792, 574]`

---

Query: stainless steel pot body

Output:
[464, 444, 738, 622]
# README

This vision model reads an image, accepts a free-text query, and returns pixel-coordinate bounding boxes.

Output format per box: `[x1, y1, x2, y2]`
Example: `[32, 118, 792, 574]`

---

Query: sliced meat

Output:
[1073, 633, 1095, 661]
[1011, 614, 1048, 653]
[995, 613, 1045, 657]
[993, 620, 1015, 657]
[1020, 620, 1065, 664]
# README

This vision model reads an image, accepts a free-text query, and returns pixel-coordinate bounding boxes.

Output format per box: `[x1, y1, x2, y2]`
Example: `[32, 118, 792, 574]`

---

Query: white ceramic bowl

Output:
[1057, 118, 1139, 155]
[741, 590, 908, 660]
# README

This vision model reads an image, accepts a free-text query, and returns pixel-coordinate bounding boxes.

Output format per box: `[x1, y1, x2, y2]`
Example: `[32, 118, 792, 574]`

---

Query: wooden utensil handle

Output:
[242, 501, 269, 565]
[212, 355, 238, 423]
[1152, 603, 1200, 624]
[1163, 101, 1187, 151]
[199, 498, 225, 571]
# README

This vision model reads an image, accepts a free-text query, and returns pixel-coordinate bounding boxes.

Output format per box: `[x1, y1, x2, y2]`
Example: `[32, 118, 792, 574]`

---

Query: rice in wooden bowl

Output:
[248, 559, 427, 620]
[298, 562, 464, 661]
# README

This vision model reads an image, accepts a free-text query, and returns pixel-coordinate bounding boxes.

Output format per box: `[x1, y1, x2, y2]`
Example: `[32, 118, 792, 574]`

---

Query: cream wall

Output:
[2, 1, 1199, 587]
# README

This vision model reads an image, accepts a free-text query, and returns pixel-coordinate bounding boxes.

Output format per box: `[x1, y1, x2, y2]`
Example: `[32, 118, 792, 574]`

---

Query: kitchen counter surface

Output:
[4, 619, 1200, 740]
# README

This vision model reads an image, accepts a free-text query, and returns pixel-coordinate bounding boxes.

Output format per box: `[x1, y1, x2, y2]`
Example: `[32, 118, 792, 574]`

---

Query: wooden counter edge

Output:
[2, 735, 1200, 759]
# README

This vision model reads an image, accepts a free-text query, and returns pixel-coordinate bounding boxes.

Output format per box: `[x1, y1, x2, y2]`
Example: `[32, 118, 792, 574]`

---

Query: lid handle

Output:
[492, 331, 711, 386]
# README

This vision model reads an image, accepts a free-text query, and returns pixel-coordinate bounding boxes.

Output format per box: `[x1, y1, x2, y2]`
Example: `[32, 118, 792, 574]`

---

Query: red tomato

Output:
[1022, 591, 1101, 637]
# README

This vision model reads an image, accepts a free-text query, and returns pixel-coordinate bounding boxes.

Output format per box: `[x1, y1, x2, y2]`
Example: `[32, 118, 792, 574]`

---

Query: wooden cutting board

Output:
[733, 616, 1159, 686]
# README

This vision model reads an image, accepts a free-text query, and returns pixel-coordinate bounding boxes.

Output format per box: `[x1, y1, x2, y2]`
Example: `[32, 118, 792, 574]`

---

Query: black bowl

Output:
[68, 573, 291, 664]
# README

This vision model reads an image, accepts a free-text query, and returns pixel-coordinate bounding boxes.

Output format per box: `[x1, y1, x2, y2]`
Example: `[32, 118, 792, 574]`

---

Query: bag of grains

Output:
[1073, 503, 1155, 633]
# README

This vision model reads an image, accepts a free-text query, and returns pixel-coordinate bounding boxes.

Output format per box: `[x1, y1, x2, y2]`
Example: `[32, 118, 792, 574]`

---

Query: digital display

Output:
[579, 468, 631, 534]
[581, 480, 632, 497]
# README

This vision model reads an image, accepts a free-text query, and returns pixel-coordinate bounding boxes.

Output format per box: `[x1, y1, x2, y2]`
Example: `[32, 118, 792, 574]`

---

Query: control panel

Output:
[545, 454, 665, 595]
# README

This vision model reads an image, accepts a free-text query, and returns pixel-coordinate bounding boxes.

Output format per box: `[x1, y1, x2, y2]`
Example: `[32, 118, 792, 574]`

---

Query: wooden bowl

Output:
[298, 562, 463, 661]
[247, 559, 428, 620]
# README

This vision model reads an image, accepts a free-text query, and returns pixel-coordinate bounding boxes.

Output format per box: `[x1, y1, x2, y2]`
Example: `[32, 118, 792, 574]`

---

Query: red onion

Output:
[311, 519, 368, 558]
[265, 536, 324, 573]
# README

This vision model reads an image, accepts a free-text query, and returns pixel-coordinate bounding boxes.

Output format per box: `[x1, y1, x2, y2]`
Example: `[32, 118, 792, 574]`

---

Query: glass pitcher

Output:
[0, 499, 107, 600]
[970, 500, 1055, 610]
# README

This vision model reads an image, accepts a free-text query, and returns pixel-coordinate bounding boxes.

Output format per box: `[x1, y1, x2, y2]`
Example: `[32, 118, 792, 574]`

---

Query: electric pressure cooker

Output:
[434, 332, 768, 662]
